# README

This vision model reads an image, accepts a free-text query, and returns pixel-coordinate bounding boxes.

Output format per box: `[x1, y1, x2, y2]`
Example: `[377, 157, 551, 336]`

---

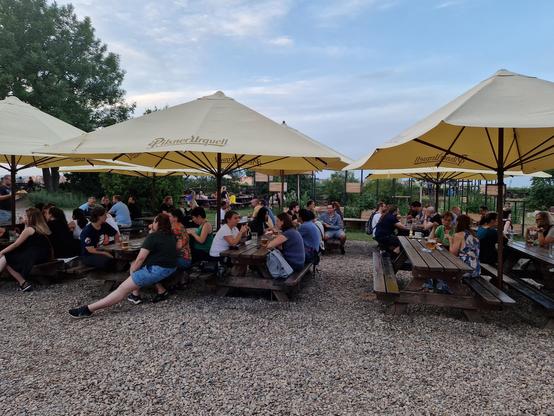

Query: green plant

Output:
[28, 190, 86, 209]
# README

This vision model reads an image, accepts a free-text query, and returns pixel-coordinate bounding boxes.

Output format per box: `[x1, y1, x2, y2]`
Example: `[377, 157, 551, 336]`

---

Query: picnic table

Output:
[373, 236, 515, 321]
[505, 241, 554, 289]
[217, 240, 311, 302]
[92, 238, 145, 290]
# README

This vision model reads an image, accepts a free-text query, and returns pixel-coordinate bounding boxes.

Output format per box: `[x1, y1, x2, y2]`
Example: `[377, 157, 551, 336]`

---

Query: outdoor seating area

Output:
[2, 3, 554, 411]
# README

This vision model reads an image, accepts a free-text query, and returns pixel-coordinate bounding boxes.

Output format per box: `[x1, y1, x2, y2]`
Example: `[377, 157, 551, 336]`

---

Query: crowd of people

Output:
[370, 200, 554, 284]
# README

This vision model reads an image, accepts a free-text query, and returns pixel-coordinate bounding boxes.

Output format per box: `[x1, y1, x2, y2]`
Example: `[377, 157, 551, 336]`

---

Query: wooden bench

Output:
[28, 260, 65, 285]
[481, 263, 554, 328]
[218, 263, 312, 302]
[463, 275, 516, 308]
[343, 217, 366, 231]
[372, 251, 402, 313]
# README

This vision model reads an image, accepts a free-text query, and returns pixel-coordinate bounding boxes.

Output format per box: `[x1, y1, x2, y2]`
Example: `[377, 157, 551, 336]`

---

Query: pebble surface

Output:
[0, 241, 553, 415]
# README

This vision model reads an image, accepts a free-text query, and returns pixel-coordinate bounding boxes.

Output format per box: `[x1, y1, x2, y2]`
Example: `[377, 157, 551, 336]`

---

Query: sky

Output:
[50, 0, 554, 186]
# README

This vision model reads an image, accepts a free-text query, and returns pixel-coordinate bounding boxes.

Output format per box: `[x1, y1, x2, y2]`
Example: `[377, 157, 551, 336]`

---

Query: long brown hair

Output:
[455, 214, 474, 235]
[154, 214, 172, 234]
[26, 207, 51, 235]
[277, 212, 294, 231]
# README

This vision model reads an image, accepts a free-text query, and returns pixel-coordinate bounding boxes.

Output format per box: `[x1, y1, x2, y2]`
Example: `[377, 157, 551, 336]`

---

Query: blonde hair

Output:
[26, 207, 51, 235]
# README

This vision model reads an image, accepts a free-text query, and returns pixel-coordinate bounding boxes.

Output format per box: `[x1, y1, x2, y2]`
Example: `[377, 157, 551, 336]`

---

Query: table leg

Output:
[463, 310, 484, 323]
[272, 290, 289, 302]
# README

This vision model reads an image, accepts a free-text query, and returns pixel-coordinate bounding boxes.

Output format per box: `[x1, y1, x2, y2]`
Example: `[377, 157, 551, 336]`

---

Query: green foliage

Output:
[0, 0, 135, 131]
[28, 190, 85, 209]
[60, 172, 105, 197]
[529, 170, 554, 210]
[320, 171, 357, 203]
[98, 174, 184, 212]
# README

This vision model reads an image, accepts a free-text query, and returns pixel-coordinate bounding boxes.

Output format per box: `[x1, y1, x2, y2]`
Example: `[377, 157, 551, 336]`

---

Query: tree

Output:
[528, 169, 554, 210]
[0, 0, 135, 190]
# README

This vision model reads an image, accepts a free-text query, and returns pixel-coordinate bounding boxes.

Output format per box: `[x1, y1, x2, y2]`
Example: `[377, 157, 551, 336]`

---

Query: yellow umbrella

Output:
[39, 91, 349, 224]
[59, 165, 210, 178]
[0, 96, 99, 225]
[351, 69, 554, 286]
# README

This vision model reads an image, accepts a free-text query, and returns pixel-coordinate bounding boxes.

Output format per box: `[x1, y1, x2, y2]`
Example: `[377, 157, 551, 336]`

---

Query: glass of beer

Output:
[425, 238, 437, 250]
[120, 233, 129, 249]
[260, 238, 269, 249]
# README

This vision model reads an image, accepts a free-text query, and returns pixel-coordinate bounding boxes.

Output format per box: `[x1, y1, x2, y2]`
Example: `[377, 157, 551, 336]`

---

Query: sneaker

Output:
[127, 293, 143, 305]
[69, 305, 92, 319]
[19, 281, 33, 292]
[152, 291, 169, 303]
[340, 246, 346, 255]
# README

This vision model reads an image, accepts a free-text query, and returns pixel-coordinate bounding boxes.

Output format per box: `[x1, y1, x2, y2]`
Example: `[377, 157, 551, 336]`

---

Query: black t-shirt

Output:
[48, 219, 75, 258]
[142, 231, 177, 268]
[374, 213, 399, 239]
[128, 202, 142, 220]
[430, 213, 442, 225]
[287, 210, 298, 221]
[0, 185, 11, 211]
[80, 222, 118, 255]
[159, 203, 174, 213]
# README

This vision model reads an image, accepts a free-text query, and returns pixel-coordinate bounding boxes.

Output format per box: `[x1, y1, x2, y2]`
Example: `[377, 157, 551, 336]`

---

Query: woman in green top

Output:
[431, 211, 455, 246]
[187, 207, 214, 262]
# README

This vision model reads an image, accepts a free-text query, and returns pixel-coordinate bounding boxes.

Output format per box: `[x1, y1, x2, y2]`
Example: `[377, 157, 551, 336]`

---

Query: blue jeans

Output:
[0, 210, 10, 226]
[131, 265, 177, 287]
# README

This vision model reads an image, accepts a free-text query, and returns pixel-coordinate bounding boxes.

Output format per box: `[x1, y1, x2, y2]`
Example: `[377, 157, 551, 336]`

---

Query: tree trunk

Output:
[42, 168, 52, 192]
[51, 167, 60, 191]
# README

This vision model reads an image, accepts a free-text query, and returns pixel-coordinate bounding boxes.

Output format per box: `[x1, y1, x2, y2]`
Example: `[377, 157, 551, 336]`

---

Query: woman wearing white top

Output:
[209, 210, 249, 258]
[68, 208, 88, 240]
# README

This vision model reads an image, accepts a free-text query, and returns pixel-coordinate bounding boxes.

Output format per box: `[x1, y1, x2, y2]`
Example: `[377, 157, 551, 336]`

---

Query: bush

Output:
[28, 190, 86, 209]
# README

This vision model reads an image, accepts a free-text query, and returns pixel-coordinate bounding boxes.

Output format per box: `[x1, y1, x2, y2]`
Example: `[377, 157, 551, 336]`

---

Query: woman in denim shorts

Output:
[69, 214, 178, 318]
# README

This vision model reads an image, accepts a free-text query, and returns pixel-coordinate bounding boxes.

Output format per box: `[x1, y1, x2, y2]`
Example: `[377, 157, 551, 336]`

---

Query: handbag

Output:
[266, 249, 293, 279]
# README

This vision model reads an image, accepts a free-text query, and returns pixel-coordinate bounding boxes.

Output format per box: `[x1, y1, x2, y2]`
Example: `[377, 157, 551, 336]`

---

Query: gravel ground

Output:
[0, 241, 553, 415]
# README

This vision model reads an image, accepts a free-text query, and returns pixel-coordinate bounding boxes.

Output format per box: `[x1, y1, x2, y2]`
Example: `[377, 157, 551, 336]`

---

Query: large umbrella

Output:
[59, 165, 209, 178]
[38, 91, 349, 225]
[351, 69, 554, 287]
[0, 96, 103, 225]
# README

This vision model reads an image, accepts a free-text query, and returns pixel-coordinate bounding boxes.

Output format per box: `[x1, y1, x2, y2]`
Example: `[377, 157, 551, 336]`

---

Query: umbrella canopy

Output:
[60, 165, 210, 178]
[355, 69, 554, 288]
[41, 91, 349, 224]
[363, 167, 551, 181]
[351, 70, 554, 173]
[39, 91, 348, 173]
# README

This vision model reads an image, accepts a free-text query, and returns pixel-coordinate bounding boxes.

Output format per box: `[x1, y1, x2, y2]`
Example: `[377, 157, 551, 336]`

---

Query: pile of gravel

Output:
[0, 241, 552, 415]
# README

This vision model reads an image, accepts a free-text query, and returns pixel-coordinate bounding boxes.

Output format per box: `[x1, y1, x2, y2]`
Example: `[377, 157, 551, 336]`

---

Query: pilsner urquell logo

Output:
[414, 152, 467, 166]
[147, 136, 228, 149]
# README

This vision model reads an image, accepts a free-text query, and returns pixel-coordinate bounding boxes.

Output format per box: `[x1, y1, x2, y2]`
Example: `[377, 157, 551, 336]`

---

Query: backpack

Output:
[266, 249, 293, 279]
[366, 211, 377, 235]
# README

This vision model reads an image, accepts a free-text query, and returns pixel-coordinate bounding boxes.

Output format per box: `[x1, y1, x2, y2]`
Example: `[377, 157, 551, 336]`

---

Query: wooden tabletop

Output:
[398, 236, 472, 277]
[507, 241, 554, 265]
[220, 242, 269, 263]
[99, 237, 145, 254]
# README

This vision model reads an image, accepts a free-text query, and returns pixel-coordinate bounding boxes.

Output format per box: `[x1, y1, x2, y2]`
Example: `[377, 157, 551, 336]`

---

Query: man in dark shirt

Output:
[0, 175, 12, 226]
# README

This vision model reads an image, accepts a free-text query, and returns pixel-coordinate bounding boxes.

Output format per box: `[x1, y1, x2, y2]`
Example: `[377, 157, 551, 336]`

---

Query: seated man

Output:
[109, 195, 132, 228]
[78, 196, 97, 217]
[421, 206, 441, 235]
[319, 204, 346, 254]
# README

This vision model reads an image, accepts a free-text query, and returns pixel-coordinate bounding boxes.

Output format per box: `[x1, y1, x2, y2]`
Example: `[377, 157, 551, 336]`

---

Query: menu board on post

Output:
[269, 182, 287, 192]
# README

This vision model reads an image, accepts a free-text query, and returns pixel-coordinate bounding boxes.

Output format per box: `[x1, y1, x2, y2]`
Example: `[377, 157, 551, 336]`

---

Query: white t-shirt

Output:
[371, 212, 382, 231]
[210, 224, 239, 257]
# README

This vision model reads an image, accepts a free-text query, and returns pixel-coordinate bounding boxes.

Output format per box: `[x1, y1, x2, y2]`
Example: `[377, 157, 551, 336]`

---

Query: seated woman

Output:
[45, 206, 79, 258]
[169, 209, 192, 271]
[80, 206, 120, 270]
[477, 212, 498, 265]
[209, 210, 249, 259]
[526, 211, 554, 247]
[0, 208, 52, 292]
[69, 214, 178, 317]
[448, 214, 481, 278]
[249, 206, 270, 236]
[68, 208, 88, 241]
[430, 211, 455, 247]
[373, 205, 409, 254]
[297, 209, 321, 265]
[266, 213, 305, 272]
[187, 207, 214, 262]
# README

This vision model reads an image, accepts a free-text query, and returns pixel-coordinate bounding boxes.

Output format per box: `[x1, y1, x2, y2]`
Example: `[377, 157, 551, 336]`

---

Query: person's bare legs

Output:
[6, 265, 26, 286]
[154, 283, 167, 294]
[88, 276, 140, 313]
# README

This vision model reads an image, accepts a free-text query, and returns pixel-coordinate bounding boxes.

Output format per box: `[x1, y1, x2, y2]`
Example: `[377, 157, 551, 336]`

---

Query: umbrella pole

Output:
[151, 175, 156, 212]
[280, 170, 284, 211]
[216, 154, 222, 229]
[296, 174, 300, 202]
[496, 128, 505, 289]
[10, 156, 16, 227]
[434, 182, 439, 209]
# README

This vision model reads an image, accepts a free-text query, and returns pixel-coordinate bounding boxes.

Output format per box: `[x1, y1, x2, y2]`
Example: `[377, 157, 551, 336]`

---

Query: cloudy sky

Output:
[55, 0, 554, 184]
